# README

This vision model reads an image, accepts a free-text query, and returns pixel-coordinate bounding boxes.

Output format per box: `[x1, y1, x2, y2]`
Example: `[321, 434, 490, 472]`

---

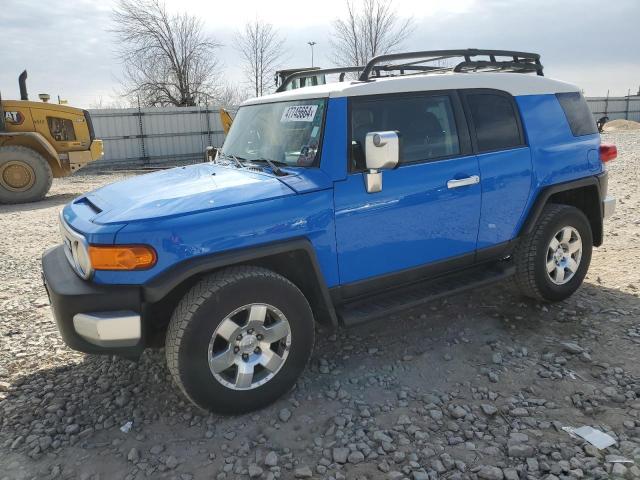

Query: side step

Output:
[337, 262, 515, 327]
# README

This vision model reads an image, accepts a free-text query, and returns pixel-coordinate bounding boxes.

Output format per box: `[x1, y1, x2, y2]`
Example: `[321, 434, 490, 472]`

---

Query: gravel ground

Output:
[0, 132, 639, 480]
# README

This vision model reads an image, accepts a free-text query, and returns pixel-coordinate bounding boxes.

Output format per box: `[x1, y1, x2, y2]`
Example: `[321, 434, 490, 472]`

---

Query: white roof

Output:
[242, 72, 579, 106]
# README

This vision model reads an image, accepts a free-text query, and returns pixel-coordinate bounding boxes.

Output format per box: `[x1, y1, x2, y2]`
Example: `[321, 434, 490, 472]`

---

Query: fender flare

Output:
[519, 175, 604, 244]
[142, 237, 339, 326]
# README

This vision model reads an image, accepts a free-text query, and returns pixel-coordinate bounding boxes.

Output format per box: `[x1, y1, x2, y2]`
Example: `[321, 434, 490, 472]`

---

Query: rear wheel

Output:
[0, 146, 53, 204]
[165, 266, 315, 413]
[514, 204, 593, 302]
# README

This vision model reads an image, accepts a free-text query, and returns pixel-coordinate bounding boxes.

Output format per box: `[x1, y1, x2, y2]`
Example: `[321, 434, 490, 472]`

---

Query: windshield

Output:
[222, 98, 326, 167]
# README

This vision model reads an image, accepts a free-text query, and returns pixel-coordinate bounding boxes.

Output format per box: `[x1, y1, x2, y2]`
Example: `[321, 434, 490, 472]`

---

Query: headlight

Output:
[59, 212, 93, 280]
[74, 241, 92, 278]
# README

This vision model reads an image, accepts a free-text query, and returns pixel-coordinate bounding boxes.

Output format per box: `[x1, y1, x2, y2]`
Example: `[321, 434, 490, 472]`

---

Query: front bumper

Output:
[42, 245, 144, 357]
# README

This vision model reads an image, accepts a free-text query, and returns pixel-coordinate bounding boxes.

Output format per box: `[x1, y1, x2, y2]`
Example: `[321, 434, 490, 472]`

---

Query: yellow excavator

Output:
[0, 71, 103, 203]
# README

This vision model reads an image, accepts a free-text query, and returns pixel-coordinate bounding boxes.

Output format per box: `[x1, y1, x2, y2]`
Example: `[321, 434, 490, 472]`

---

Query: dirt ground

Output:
[0, 132, 639, 480]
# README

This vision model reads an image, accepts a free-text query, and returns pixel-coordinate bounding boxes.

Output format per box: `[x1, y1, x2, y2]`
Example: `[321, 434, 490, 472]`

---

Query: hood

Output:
[81, 163, 296, 224]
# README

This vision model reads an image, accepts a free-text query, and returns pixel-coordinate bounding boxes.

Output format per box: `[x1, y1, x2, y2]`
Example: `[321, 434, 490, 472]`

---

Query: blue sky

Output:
[1, 0, 639, 107]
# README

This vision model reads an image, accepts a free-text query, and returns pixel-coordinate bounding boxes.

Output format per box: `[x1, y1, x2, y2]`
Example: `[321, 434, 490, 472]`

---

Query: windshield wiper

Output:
[251, 158, 287, 177]
[218, 151, 244, 169]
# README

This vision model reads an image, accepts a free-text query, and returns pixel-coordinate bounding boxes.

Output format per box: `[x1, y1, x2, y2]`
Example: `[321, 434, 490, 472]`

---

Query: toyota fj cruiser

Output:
[42, 50, 617, 413]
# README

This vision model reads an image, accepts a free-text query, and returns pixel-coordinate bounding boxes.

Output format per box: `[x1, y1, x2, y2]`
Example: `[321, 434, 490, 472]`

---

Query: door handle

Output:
[447, 175, 480, 189]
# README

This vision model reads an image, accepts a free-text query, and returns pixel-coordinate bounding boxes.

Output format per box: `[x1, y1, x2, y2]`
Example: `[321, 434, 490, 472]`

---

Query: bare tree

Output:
[112, 0, 221, 107]
[236, 20, 285, 97]
[330, 0, 414, 68]
[89, 95, 131, 109]
[212, 82, 250, 109]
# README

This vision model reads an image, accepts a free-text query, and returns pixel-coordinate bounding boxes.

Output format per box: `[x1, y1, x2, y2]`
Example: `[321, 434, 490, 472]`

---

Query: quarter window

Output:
[466, 93, 522, 152]
[350, 94, 460, 170]
[556, 92, 598, 136]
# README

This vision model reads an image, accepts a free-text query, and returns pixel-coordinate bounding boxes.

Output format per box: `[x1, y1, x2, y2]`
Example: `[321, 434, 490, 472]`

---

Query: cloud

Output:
[1, 0, 638, 107]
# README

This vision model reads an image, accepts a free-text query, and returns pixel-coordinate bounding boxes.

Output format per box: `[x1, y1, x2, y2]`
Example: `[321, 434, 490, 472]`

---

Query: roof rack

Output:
[359, 49, 543, 81]
[275, 49, 543, 92]
[275, 64, 443, 93]
[276, 67, 364, 93]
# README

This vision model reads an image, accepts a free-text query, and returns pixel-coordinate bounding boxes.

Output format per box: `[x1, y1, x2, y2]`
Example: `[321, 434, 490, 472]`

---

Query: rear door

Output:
[333, 90, 482, 285]
[460, 89, 533, 254]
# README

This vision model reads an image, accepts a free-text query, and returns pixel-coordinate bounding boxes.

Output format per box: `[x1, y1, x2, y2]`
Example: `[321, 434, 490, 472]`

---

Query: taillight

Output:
[600, 143, 617, 163]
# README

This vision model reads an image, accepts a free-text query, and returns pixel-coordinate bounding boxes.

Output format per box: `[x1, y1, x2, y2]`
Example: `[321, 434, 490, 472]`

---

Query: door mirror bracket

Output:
[364, 131, 399, 193]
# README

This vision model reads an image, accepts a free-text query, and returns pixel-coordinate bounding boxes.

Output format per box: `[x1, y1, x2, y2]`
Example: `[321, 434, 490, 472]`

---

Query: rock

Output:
[510, 407, 528, 417]
[449, 406, 467, 419]
[561, 341, 584, 354]
[431, 459, 446, 473]
[508, 443, 535, 458]
[333, 447, 350, 464]
[38, 435, 52, 451]
[150, 444, 164, 455]
[278, 408, 292, 423]
[248, 464, 263, 478]
[526, 458, 539, 472]
[481, 404, 498, 416]
[294, 465, 313, 478]
[264, 451, 278, 467]
[348, 451, 364, 464]
[503, 468, 518, 480]
[127, 447, 140, 463]
[488, 372, 499, 383]
[373, 431, 393, 443]
[509, 432, 528, 443]
[397, 414, 412, 425]
[492, 352, 503, 364]
[65, 424, 80, 435]
[477, 465, 504, 480]
[165, 455, 179, 469]
[611, 463, 627, 477]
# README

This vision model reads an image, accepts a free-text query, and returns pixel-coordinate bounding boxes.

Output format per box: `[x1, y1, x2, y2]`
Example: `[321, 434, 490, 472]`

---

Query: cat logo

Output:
[4, 111, 25, 125]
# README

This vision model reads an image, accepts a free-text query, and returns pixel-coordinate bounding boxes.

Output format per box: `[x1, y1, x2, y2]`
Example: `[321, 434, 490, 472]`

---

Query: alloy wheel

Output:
[546, 226, 582, 285]
[207, 303, 291, 390]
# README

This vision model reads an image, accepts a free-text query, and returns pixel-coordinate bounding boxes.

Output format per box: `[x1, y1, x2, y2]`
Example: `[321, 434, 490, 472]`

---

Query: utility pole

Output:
[307, 41, 316, 67]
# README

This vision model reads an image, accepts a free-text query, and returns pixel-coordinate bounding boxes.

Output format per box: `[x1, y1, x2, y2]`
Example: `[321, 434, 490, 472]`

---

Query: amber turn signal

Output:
[89, 245, 157, 271]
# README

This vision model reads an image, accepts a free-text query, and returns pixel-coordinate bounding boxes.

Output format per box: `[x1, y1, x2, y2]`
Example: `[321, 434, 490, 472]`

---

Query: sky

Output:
[1, 0, 639, 108]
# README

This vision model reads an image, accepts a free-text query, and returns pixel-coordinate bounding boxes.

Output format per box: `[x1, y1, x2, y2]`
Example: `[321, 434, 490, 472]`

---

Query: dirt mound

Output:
[603, 118, 640, 131]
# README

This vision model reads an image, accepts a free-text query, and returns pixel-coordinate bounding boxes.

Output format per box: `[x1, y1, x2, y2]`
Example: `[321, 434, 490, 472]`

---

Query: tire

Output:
[0, 146, 53, 204]
[514, 204, 593, 302]
[166, 266, 315, 413]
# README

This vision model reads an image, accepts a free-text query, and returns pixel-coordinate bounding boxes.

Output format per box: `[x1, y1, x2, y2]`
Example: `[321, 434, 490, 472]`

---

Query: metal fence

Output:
[586, 96, 640, 123]
[87, 105, 227, 170]
[84, 96, 639, 170]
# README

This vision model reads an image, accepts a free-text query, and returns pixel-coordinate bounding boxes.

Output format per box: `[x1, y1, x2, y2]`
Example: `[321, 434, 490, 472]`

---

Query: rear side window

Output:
[556, 92, 598, 136]
[466, 93, 523, 152]
[350, 94, 461, 170]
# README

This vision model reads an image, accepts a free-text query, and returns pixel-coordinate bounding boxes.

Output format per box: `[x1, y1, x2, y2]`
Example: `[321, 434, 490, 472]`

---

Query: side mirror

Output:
[364, 131, 399, 193]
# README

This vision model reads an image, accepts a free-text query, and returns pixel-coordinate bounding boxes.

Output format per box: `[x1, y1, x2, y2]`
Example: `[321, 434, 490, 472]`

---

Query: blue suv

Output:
[42, 50, 617, 413]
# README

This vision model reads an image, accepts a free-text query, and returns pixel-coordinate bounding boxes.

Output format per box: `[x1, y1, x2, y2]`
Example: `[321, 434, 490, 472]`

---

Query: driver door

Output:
[333, 91, 482, 286]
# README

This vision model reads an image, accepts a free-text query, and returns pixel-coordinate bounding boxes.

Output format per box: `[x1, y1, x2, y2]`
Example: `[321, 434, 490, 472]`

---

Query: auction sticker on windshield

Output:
[281, 105, 318, 122]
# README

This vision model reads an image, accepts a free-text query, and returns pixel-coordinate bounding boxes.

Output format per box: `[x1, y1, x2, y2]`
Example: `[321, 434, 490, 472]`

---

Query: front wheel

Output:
[514, 204, 593, 302]
[165, 266, 315, 413]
